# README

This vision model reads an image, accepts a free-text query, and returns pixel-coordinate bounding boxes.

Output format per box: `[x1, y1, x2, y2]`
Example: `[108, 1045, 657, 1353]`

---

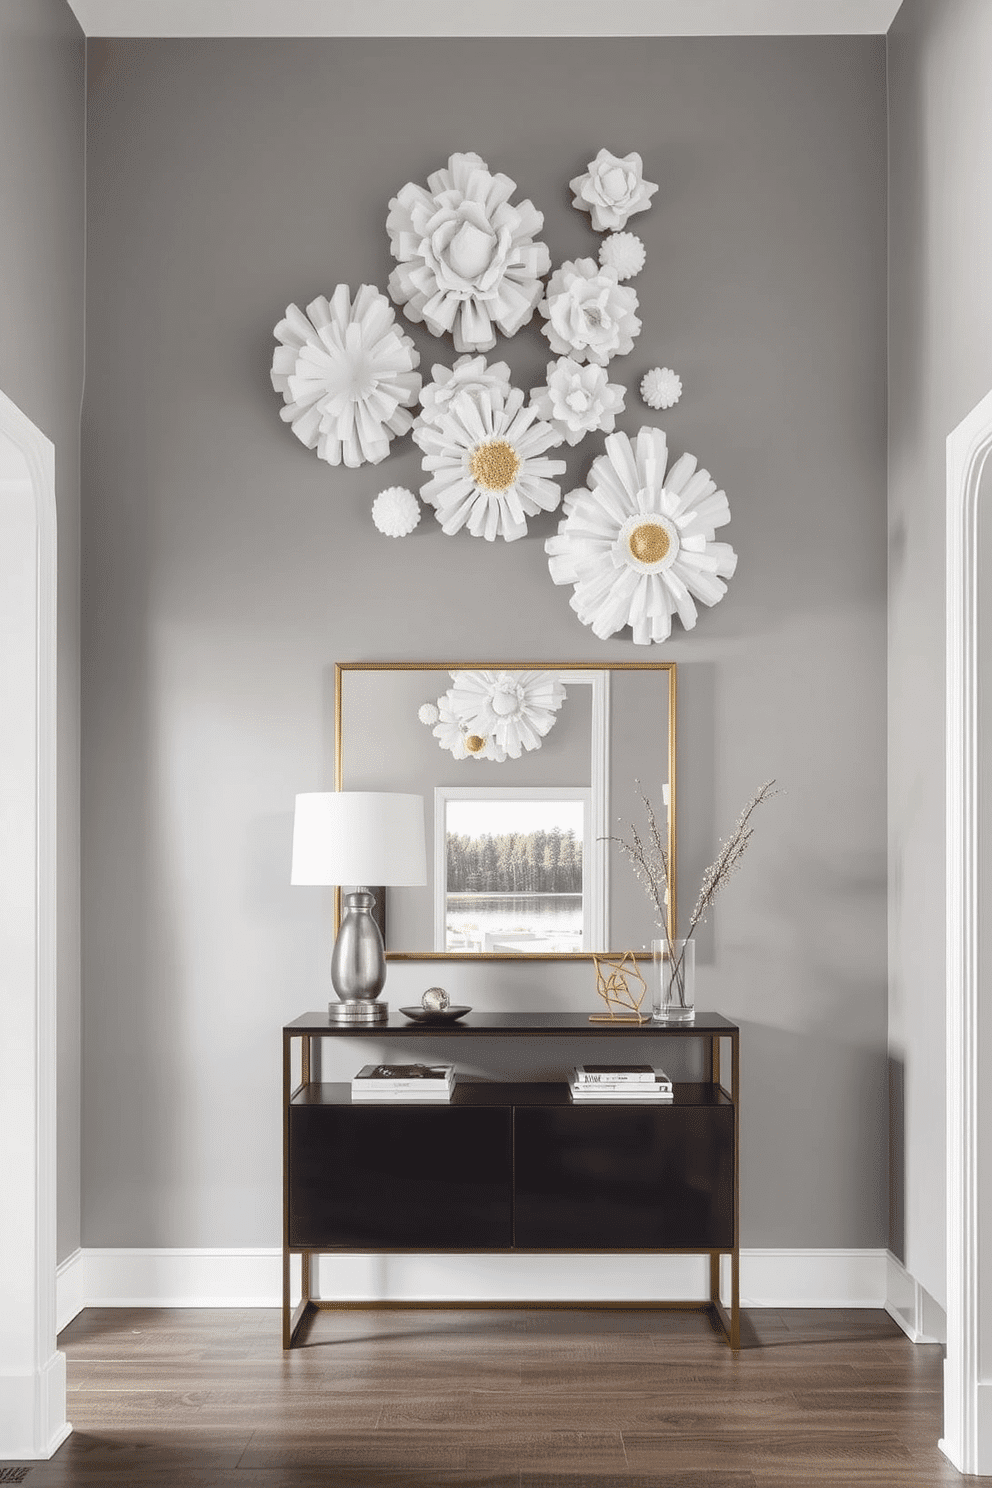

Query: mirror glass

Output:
[336, 662, 675, 960]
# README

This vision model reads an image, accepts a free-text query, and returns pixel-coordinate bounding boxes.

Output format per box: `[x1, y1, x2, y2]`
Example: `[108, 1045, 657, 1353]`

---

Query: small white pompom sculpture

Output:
[418, 702, 440, 726]
[599, 232, 645, 281]
[641, 367, 683, 410]
[372, 485, 422, 537]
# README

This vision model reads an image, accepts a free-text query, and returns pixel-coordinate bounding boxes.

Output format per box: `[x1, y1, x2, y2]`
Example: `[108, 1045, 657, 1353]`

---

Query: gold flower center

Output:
[465, 735, 487, 754]
[470, 440, 520, 492]
[628, 522, 670, 565]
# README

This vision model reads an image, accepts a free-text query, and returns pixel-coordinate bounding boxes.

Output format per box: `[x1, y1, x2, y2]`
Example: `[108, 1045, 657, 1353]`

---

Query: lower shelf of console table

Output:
[283, 1010, 740, 1350]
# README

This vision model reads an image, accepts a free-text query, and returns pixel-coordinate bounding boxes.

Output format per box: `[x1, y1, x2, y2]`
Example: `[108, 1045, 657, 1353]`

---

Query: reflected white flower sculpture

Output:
[530, 357, 626, 447]
[415, 386, 566, 542]
[538, 259, 641, 367]
[271, 286, 421, 468]
[416, 353, 512, 432]
[546, 426, 737, 645]
[387, 151, 551, 353]
[570, 148, 658, 232]
[432, 687, 507, 762]
[447, 669, 567, 759]
[372, 485, 421, 536]
[599, 231, 646, 281]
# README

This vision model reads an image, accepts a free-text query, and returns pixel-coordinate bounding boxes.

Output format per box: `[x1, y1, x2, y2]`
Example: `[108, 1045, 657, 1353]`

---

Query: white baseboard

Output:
[57, 1247, 902, 1329]
[885, 1251, 946, 1344]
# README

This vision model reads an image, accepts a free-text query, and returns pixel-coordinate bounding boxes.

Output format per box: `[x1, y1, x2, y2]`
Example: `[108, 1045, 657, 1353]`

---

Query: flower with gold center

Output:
[445, 670, 567, 759]
[387, 152, 551, 353]
[431, 687, 507, 761]
[546, 426, 738, 644]
[271, 285, 421, 467]
[414, 385, 566, 542]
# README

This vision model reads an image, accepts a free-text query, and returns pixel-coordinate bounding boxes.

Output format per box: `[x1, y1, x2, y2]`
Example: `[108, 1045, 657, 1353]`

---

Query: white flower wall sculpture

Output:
[538, 259, 641, 367]
[641, 366, 683, 410]
[414, 385, 566, 542]
[271, 286, 421, 468]
[447, 670, 567, 759]
[546, 426, 737, 645]
[530, 357, 626, 447]
[416, 353, 512, 431]
[387, 152, 551, 354]
[372, 485, 421, 536]
[570, 149, 659, 232]
[432, 687, 508, 761]
[598, 231, 646, 281]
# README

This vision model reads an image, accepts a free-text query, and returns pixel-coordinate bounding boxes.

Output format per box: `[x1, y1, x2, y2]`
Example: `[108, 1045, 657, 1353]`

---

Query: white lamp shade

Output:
[291, 791, 426, 887]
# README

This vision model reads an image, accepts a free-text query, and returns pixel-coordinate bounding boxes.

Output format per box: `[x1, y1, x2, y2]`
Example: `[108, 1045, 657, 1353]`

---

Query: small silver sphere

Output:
[422, 987, 449, 1013]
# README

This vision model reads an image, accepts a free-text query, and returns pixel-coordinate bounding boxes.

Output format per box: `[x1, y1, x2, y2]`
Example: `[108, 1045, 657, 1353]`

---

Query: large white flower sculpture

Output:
[414, 385, 566, 542]
[569, 149, 658, 232]
[546, 426, 737, 645]
[416, 353, 512, 432]
[530, 357, 626, 447]
[432, 687, 507, 762]
[387, 152, 551, 354]
[271, 286, 421, 468]
[447, 670, 567, 759]
[538, 259, 641, 367]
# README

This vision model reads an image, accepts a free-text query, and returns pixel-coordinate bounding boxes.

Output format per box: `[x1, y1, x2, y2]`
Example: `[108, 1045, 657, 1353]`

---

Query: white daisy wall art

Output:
[539, 259, 641, 367]
[570, 149, 659, 233]
[546, 426, 737, 645]
[431, 687, 508, 762]
[447, 670, 567, 758]
[271, 286, 421, 468]
[387, 152, 551, 354]
[414, 385, 566, 542]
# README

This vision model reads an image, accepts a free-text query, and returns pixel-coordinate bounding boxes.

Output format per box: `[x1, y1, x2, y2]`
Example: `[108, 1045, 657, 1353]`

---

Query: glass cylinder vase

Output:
[652, 938, 695, 1024]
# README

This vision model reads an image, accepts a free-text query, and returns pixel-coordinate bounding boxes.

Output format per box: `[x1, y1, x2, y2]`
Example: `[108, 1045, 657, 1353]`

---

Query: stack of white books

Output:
[351, 1063, 456, 1102]
[569, 1063, 674, 1101]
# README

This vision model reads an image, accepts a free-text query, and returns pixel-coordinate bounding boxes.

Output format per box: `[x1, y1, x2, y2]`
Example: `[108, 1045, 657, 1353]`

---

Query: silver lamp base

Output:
[327, 999, 389, 1025]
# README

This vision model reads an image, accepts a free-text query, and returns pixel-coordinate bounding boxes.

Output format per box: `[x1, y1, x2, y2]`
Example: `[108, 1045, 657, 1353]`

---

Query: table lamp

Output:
[291, 791, 427, 1024]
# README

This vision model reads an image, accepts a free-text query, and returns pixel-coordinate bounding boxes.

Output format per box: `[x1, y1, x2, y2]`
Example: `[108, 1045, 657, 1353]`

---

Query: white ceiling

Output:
[64, 0, 904, 37]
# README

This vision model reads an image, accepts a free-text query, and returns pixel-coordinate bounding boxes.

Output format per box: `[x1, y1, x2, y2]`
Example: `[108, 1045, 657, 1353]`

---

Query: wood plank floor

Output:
[0, 1306, 983, 1487]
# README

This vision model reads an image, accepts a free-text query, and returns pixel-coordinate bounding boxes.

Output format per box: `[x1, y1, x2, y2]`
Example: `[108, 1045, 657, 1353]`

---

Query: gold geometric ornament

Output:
[589, 951, 650, 1024]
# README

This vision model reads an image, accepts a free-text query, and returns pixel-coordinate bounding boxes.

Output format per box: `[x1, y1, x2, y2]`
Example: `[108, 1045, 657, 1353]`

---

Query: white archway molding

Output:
[0, 388, 68, 1458]
[943, 386, 992, 1477]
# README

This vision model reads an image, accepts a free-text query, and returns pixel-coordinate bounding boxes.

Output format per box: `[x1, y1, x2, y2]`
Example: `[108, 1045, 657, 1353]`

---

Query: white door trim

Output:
[0, 388, 67, 1458]
[943, 386, 992, 1476]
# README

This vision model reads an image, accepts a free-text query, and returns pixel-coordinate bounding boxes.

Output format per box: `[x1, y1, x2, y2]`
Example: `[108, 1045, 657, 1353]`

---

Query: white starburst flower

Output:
[641, 366, 682, 410]
[569, 149, 658, 232]
[530, 357, 626, 447]
[546, 426, 738, 645]
[372, 485, 421, 537]
[416, 385, 566, 543]
[538, 259, 641, 367]
[446, 670, 567, 760]
[271, 285, 421, 468]
[598, 231, 646, 280]
[387, 151, 551, 354]
[432, 688, 507, 761]
[418, 702, 440, 726]
[416, 354, 513, 433]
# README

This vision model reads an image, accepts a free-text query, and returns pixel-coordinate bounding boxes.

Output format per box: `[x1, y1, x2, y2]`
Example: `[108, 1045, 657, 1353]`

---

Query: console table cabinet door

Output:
[513, 1104, 735, 1250]
[288, 1101, 513, 1250]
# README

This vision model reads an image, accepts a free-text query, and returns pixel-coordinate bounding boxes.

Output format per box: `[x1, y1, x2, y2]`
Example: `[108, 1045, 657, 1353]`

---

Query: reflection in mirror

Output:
[335, 662, 675, 960]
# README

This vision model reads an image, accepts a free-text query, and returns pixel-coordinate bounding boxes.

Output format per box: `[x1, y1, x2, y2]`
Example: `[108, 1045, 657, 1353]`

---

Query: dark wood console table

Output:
[282, 1010, 740, 1349]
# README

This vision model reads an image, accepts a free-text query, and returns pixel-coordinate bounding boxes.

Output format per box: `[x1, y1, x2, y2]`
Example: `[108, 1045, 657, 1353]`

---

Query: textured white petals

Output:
[530, 357, 627, 447]
[372, 485, 422, 537]
[387, 152, 551, 353]
[538, 259, 641, 367]
[271, 287, 421, 468]
[432, 670, 566, 760]
[545, 426, 736, 644]
[569, 149, 658, 233]
[641, 366, 683, 410]
[599, 231, 646, 280]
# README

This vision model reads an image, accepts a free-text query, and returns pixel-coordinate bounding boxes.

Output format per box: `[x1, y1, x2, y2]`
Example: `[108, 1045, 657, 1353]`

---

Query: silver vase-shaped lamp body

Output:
[330, 889, 387, 1023]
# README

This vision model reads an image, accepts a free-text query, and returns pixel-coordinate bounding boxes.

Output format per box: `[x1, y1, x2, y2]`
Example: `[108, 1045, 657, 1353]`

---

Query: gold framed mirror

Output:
[335, 661, 676, 960]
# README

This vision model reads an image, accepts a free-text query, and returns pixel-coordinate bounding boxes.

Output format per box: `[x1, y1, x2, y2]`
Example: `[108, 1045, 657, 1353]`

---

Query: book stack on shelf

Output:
[569, 1063, 674, 1101]
[351, 1063, 456, 1102]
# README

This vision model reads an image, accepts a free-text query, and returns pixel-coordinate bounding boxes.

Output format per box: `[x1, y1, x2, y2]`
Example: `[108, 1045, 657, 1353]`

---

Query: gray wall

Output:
[888, 0, 992, 1308]
[0, 0, 85, 1264]
[82, 37, 888, 1250]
